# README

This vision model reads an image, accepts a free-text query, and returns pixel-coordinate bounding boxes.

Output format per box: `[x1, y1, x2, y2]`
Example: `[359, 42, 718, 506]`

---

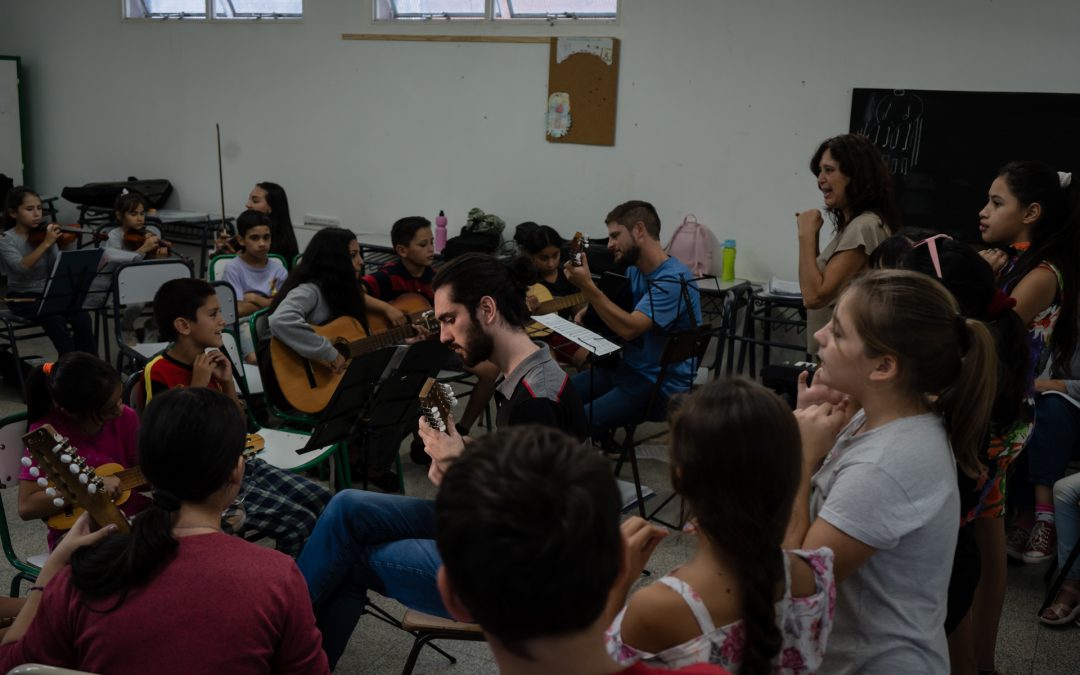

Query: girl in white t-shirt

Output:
[606, 378, 835, 675]
[785, 269, 996, 674]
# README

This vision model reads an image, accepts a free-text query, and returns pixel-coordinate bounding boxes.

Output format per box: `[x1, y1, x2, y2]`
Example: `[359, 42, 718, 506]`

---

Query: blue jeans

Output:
[1012, 394, 1080, 511]
[296, 490, 446, 669]
[571, 365, 663, 435]
[7, 291, 96, 355]
[1054, 473, 1080, 581]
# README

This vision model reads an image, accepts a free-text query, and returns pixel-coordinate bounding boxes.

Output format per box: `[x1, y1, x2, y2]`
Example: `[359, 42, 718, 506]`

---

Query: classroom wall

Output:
[2, 0, 1079, 280]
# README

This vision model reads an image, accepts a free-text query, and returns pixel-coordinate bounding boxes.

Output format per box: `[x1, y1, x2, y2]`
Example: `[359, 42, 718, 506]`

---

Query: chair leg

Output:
[1041, 531, 1080, 613]
[401, 633, 458, 675]
[628, 444, 646, 519]
[4, 321, 26, 402]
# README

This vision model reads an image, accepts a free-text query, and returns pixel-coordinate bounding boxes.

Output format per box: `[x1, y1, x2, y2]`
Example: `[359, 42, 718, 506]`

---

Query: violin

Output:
[26, 223, 106, 247]
[122, 229, 173, 256]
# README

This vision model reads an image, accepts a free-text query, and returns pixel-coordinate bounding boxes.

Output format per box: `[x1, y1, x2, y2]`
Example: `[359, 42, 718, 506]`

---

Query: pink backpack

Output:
[665, 214, 714, 277]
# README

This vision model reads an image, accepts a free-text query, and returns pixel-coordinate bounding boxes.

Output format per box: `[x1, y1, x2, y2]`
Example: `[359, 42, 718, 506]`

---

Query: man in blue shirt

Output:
[564, 200, 702, 435]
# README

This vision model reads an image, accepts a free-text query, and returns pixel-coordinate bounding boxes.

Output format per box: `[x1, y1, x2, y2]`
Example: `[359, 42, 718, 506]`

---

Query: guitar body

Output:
[45, 463, 132, 531]
[270, 293, 434, 414]
[526, 283, 556, 337]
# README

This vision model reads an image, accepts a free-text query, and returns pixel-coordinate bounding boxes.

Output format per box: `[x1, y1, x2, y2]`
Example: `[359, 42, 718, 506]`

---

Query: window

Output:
[123, 0, 302, 20]
[374, 0, 617, 22]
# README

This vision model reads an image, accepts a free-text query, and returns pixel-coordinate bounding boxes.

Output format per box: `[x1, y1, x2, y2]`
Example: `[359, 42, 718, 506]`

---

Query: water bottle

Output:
[435, 210, 448, 254]
[721, 239, 736, 282]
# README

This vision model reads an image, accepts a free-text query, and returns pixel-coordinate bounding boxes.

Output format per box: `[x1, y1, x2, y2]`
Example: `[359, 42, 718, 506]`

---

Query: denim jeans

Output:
[1053, 473, 1080, 581]
[296, 490, 447, 669]
[1011, 393, 1080, 511]
[7, 291, 96, 355]
[571, 364, 662, 435]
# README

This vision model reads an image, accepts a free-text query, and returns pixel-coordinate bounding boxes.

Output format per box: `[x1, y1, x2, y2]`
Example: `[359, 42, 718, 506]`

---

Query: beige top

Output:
[806, 211, 889, 353]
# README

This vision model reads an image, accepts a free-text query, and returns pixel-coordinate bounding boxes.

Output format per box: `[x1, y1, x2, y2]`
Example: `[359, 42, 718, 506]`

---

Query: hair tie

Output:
[1060, 171, 1073, 189]
[986, 288, 1017, 319]
[955, 314, 970, 352]
[41, 362, 54, 376]
[152, 489, 181, 512]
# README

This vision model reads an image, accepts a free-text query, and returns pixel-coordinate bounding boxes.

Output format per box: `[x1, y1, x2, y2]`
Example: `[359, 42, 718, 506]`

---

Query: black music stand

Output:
[37, 249, 105, 316]
[299, 339, 450, 462]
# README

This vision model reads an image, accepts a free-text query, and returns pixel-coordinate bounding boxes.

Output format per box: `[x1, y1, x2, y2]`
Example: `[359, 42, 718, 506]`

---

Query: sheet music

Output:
[530, 313, 620, 356]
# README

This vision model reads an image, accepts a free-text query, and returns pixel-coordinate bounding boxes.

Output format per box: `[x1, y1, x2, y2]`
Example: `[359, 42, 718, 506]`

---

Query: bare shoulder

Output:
[620, 581, 702, 654]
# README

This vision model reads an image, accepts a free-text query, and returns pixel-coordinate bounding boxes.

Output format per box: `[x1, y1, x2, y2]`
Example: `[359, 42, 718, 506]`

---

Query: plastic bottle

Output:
[435, 210, 448, 254]
[721, 239, 736, 282]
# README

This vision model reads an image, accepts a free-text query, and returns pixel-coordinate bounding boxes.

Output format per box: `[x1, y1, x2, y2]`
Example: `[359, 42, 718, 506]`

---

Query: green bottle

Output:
[721, 239, 736, 282]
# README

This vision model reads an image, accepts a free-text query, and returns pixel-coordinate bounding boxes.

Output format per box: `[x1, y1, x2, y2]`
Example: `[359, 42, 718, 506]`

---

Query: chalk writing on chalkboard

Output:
[856, 90, 925, 175]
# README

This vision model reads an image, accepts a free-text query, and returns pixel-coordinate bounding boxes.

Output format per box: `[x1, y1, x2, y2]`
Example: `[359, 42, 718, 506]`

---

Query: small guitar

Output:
[527, 232, 588, 337]
[271, 293, 439, 414]
[22, 425, 131, 533]
[38, 433, 266, 532]
[418, 378, 459, 433]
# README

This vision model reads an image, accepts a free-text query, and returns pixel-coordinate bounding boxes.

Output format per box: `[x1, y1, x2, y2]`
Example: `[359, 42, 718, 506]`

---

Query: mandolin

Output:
[34, 433, 265, 532]
[418, 378, 459, 433]
[270, 293, 439, 414]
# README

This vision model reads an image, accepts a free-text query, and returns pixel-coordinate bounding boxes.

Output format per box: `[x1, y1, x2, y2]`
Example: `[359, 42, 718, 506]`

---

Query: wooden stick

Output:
[341, 33, 549, 44]
[216, 123, 228, 238]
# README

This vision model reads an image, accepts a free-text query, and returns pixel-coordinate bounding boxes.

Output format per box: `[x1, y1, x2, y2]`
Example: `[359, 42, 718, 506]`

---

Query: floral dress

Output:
[605, 548, 835, 674]
[964, 243, 1061, 521]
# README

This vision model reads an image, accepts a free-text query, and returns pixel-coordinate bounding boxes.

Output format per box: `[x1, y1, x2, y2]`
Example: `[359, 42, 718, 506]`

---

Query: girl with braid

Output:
[606, 378, 835, 675]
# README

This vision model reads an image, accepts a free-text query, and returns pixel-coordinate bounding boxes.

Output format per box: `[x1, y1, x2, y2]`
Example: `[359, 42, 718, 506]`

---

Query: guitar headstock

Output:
[22, 425, 131, 533]
[415, 310, 439, 335]
[568, 232, 587, 267]
[418, 378, 459, 433]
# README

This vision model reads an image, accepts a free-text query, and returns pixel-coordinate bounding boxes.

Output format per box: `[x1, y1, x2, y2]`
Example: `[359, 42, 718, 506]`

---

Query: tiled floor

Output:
[0, 333, 1077, 673]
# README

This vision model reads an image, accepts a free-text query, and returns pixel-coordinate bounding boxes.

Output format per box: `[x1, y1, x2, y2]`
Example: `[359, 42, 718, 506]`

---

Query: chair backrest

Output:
[0, 412, 28, 488]
[218, 331, 250, 397]
[646, 324, 715, 417]
[123, 370, 148, 415]
[112, 258, 193, 306]
[212, 280, 240, 333]
[208, 254, 236, 281]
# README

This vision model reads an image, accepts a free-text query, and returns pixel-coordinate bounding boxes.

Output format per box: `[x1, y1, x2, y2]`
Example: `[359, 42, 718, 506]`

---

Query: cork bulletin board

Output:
[546, 37, 620, 146]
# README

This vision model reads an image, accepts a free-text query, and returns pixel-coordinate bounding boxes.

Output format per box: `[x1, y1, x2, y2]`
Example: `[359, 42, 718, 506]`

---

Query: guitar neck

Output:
[345, 322, 416, 358]
[536, 292, 586, 315]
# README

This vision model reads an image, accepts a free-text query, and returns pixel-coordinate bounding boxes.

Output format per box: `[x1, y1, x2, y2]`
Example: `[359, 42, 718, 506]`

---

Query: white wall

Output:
[1, 0, 1079, 279]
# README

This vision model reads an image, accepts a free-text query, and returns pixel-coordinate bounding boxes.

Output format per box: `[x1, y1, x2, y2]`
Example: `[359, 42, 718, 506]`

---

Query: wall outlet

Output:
[303, 213, 341, 227]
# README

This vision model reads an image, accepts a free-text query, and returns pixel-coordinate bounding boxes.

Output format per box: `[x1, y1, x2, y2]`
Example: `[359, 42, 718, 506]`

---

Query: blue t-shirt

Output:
[623, 256, 702, 396]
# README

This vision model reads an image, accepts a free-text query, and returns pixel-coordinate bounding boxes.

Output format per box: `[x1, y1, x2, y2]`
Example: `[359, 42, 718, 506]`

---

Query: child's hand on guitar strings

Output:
[325, 353, 347, 374]
[384, 304, 407, 327]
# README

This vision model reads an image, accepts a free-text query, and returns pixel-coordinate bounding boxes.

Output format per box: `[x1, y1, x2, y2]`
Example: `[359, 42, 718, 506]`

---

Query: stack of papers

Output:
[767, 277, 803, 297]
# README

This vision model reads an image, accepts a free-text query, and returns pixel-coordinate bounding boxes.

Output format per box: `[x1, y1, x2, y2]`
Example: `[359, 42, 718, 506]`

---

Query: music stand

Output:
[299, 339, 450, 456]
[37, 249, 105, 316]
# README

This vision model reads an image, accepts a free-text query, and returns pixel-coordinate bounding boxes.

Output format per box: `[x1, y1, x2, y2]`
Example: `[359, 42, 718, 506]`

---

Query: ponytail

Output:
[936, 319, 995, 478]
[69, 388, 245, 602]
[433, 253, 535, 329]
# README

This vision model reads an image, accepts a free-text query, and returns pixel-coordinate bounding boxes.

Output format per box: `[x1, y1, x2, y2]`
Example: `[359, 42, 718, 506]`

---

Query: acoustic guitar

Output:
[37, 433, 266, 532]
[527, 232, 587, 337]
[270, 293, 439, 414]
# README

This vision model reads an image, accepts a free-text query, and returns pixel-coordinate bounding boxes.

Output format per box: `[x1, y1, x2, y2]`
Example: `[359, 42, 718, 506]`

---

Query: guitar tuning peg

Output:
[60, 454, 72, 464]
[69, 463, 80, 475]
[78, 473, 89, 485]
[36, 477, 48, 488]
[45, 487, 56, 497]
[87, 483, 98, 495]
[19, 457, 31, 467]
[51, 442, 64, 454]
[52, 497, 64, 508]
[28, 466, 39, 478]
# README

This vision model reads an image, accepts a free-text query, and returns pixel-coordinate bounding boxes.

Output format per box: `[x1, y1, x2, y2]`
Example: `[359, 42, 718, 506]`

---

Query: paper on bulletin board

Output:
[546, 37, 620, 146]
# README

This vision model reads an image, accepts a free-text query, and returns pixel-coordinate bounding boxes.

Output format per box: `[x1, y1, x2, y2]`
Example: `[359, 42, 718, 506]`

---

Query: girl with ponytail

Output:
[786, 269, 997, 674]
[0, 387, 329, 674]
[17, 353, 147, 550]
[606, 378, 835, 675]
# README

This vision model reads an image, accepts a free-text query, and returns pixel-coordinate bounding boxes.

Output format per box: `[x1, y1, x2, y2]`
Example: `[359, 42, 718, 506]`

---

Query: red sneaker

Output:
[1023, 520, 1056, 564]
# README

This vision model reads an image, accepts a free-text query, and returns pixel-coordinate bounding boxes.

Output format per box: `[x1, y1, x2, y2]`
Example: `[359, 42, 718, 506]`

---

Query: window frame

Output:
[121, 0, 304, 22]
[372, 0, 619, 24]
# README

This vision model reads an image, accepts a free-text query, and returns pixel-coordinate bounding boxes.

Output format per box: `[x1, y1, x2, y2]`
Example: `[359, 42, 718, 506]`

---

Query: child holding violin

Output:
[105, 191, 166, 260]
[0, 186, 96, 355]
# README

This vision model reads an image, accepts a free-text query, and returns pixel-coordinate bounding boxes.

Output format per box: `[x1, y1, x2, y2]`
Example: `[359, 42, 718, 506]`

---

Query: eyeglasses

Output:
[912, 233, 952, 279]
